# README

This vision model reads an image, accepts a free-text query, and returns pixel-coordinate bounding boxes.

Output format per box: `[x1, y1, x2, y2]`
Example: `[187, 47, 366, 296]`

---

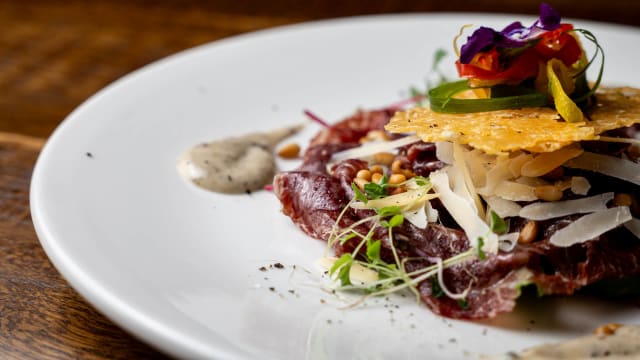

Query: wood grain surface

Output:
[0, 1, 638, 359]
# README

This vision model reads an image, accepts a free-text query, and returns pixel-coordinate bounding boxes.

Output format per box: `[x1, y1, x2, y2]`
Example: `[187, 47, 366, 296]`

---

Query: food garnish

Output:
[429, 2, 603, 121]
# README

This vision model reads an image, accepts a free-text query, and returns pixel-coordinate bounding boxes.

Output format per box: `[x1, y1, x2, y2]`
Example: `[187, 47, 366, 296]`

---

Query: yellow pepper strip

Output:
[547, 58, 584, 122]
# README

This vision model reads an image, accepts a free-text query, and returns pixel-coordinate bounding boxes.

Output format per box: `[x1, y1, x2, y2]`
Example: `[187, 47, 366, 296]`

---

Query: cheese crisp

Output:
[385, 87, 640, 155]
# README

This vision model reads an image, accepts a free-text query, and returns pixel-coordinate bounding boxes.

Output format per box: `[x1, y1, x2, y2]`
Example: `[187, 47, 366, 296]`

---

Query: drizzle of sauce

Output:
[505, 325, 640, 359]
[177, 125, 302, 194]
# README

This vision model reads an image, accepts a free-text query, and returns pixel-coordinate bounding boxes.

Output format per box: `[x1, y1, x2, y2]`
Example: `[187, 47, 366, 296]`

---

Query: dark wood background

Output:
[1, 1, 638, 358]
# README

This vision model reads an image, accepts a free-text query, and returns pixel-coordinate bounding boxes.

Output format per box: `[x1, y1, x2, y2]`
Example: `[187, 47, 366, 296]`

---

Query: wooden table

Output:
[1, 1, 638, 358]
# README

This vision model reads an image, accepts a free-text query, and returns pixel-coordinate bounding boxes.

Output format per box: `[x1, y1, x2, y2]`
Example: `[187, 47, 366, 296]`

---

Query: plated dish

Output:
[31, 13, 640, 359]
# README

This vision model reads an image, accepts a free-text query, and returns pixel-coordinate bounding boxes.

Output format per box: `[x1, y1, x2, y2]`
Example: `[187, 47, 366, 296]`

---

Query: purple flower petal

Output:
[460, 27, 497, 64]
[501, 21, 525, 36]
[458, 3, 563, 64]
[538, 3, 561, 30]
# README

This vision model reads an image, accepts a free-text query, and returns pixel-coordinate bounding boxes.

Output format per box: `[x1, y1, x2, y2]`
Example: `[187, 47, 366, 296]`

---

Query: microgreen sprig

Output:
[326, 177, 475, 305]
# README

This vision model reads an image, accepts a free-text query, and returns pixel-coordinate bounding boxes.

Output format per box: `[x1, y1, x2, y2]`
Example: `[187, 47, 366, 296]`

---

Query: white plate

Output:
[31, 14, 640, 359]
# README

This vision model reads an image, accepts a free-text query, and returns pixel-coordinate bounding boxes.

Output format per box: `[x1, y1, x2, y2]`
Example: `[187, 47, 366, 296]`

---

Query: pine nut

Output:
[613, 193, 633, 207]
[613, 193, 640, 216]
[518, 221, 538, 244]
[353, 177, 369, 191]
[534, 185, 563, 202]
[277, 143, 300, 159]
[388, 173, 406, 185]
[402, 169, 416, 179]
[391, 159, 404, 174]
[594, 323, 623, 336]
[371, 173, 383, 184]
[356, 169, 372, 181]
[373, 152, 395, 166]
[369, 165, 384, 174]
[390, 159, 415, 178]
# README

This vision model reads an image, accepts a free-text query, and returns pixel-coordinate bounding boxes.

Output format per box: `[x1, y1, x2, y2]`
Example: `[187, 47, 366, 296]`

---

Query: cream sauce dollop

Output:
[177, 125, 302, 193]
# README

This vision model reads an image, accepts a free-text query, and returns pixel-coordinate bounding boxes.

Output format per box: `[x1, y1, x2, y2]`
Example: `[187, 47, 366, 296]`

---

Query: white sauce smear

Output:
[177, 125, 302, 193]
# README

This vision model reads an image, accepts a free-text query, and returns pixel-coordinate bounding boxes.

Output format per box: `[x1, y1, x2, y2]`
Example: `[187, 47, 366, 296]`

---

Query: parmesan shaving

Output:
[508, 152, 533, 178]
[466, 149, 491, 187]
[330, 135, 420, 164]
[479, 155, 512, 195]
[425, 201, 439, 223]
[519, 192, 614, 220]
[484, 195, 522, 218]
[404, 204, 428, 229]
[520, 145, 583, 177]
[498, 232, 520, 252]
[435, 141, 454, 164]
[453, 142, 484, 217]
[492, 181, 537, 202]
[549, 206, 632, 247]
[430, 169, 498, 253]
[565, 151, 640, 186]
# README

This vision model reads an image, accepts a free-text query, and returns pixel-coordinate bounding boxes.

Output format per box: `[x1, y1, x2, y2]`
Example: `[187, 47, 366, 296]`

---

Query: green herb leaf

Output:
[363, 174, 389, 200]
[330, 254, 352, 276]
[339, 232, 357, 245]
[337, 262, 353, 286]
[330, 254, 353, 286]
[429, 80, 547, 114]
[364, 182, 386, 199]
[489, 210, 507, 234]
[366, 239, 382, 263]
[431, 276, 444, 298]
[377, 206, 402, 218]
[388, 214, 404, 228]
[457, 298, 469, 309]
[476, 236, 487, 261]
[351, 182, 368, 204]
[413, 176, 430, 187]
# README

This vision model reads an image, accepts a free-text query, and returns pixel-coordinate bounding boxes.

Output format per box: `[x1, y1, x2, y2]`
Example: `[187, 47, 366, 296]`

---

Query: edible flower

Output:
[428, 2, 604, 121]
[459, 3, 561, 64]
[457, 3, 581, 87]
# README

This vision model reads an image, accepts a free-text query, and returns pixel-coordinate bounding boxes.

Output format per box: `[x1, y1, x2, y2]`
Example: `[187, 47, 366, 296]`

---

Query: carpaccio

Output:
[273, 109, 640, 319]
